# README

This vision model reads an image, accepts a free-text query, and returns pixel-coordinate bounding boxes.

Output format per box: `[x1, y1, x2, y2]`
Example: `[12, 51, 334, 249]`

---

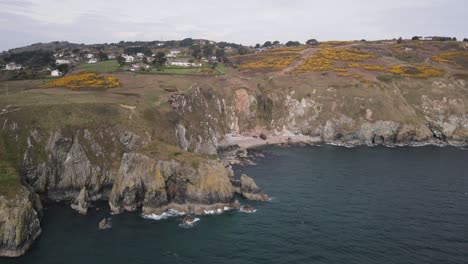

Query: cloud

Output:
[1, 0, 467, 51]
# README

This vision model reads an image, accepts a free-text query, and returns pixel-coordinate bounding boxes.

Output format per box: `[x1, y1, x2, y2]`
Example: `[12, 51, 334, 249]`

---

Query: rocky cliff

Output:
[0, 186, 42, 257]
[0, 42, 467, 257]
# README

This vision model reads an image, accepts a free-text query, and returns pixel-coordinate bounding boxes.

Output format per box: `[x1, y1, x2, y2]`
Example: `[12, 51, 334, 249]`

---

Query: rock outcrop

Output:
[109, 153, 235, 215]
[231, 174, 269, 202]
[71, 187, 89, 214]
[0, 186, 42, 257]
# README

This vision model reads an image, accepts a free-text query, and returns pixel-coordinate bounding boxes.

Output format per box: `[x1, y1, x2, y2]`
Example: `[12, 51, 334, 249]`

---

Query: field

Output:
[147, 64, 226, 76]
[77, 60, 120, 73]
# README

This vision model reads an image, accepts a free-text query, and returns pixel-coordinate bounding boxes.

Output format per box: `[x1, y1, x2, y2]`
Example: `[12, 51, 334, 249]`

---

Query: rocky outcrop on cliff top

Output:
[0, 186, 42, 258]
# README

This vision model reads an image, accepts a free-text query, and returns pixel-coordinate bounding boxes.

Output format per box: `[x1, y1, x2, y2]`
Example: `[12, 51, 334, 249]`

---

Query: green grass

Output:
[153, 67, 202, 74]
[0, 160, 19, 197]
[77, 60, 120, 73]
[144, 64, 227, 76]
[214, 63, 228, 74]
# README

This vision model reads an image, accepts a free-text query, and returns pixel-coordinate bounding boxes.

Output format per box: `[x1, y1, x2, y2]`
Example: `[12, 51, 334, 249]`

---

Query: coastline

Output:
[219, 133, 467, 152]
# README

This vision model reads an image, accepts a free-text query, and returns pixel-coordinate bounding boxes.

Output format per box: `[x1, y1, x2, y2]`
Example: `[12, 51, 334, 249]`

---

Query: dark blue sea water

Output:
[2, 146, 468, 264]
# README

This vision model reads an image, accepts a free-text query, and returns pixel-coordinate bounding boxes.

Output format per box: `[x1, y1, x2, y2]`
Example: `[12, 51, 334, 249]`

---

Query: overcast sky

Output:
[0, 0, 467, 51]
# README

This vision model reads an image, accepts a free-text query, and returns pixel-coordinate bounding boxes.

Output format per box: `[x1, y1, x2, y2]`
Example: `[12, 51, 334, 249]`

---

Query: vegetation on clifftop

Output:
[40, 72, 120, 89]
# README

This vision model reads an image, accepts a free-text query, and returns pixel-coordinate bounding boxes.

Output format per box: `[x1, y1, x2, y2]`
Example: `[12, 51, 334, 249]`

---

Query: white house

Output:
[136, 52, 145, 58]
[88, 58, 98, 64]
[4, 63, 22, 70]
[125, 56, 134, 63]
[86, 54, 94, 59]
[167, 50, 181, 58]
[170, 61, 202, 67]
[56, 59, 71, 65]
[51, 69, 62, 77]
[107, 54, 116, 60]
[130, 63, 150, 72]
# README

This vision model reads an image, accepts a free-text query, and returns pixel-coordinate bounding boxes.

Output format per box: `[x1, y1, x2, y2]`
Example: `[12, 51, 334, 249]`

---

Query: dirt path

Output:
[276, 48, 318, 76]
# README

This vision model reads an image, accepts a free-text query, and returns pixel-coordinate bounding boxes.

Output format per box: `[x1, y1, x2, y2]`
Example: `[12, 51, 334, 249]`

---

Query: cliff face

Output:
[0, 186, 42, 257]
[171, 78, 468, 152]
[110, 153, 234, 215]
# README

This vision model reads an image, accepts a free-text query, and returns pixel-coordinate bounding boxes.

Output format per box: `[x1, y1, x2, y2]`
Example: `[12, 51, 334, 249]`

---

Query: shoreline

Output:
[219, 133, 467, 151]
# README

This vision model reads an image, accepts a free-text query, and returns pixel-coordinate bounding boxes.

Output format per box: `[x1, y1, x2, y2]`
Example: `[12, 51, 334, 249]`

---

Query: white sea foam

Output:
[142, 209, 185, 221]
[179, 217, 200, 228]
[239, 206, 257, 213]
[203, 208, 224, 215]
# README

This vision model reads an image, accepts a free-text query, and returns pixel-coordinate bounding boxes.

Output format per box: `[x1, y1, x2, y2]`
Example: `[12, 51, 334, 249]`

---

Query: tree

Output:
[238, 46, 249, 55]
[286, 41, 301, 47]
[153, 52, 167, 67]
[98, 51, 108, 61]
[57, 64, 69, 74]
[306, 39, 319, 45]
[412, 36, 420, 41]
[273, 41, 280, 45]
[255, 43, 261, 49]
[190, 46, 202, 59]
[464, 38, 468, 42]
[452, 37, 457, 41]
[180, 38, 194, 47]
[215, 49, 227, 63]
[397, 37, 403, 44]
[116, 56, 126, 65]
[203, 44, 214, 57]
[263, 41, 272, 48]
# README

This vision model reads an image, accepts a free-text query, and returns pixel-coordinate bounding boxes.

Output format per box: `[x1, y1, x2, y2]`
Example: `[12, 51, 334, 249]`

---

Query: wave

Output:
[239, 206, 257, 213]
[179, 217, 200, 228]
[142, 209, 185, 221]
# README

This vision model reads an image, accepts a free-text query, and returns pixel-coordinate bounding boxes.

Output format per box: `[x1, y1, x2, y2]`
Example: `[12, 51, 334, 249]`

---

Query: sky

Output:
[0, 0, 467, 51]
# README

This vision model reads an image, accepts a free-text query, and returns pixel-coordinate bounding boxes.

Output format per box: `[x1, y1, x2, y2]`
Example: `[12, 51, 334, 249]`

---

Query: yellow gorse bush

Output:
[295, 48, 374, 73]
[347, 63, 385, 71]
[239, 55, 300, 71]
[432, 51, 468, 67]
[41, 72, 120, 89]
[388, 65, 445, 78]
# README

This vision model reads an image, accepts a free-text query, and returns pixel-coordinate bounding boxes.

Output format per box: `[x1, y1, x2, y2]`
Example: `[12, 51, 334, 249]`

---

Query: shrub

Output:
[40, 72, 120, 89]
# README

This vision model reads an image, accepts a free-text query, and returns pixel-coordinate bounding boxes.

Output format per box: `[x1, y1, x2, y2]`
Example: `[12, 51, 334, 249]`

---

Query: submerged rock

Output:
[98, 218, 112, 230]
[181, 215, 199, 225]
[240, 205, 256, 213]
[0, 186, 42, 258]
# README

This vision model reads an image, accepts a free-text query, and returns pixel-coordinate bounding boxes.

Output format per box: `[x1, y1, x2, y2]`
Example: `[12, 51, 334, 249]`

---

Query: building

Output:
[170, 61, 202, 67]
[88, 58, 98, 64]
[107, 54, 116, 60]
[55, 59, 71, 65]
[123, 55, 134, 63]
[130, 63, 151, 72]
[167, 50, 181, 58]
[4, 63, 22, 70]
[51, 69, 62, 77]
[136, 52, 145, 58]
